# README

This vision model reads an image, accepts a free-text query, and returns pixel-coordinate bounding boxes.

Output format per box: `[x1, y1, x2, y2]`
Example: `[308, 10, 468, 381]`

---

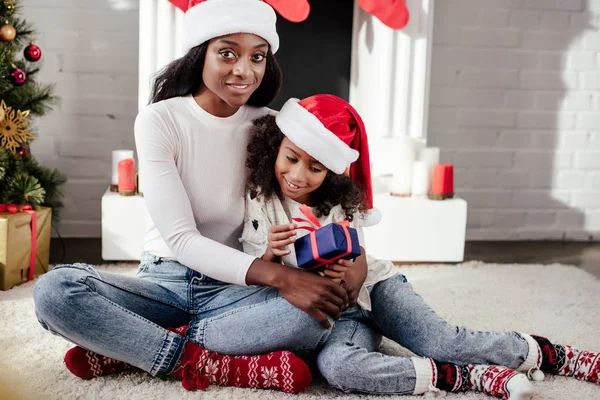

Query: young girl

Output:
[240, 94, 600, 399]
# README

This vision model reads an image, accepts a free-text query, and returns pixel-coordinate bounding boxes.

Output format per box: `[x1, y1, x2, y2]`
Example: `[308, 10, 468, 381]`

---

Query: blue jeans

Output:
[317, 274, 529, 394]
[34, 253, 332, 377]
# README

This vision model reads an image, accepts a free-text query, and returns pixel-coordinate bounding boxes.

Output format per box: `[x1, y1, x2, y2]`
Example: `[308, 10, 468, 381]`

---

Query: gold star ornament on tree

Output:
[0, 100, 35, 154]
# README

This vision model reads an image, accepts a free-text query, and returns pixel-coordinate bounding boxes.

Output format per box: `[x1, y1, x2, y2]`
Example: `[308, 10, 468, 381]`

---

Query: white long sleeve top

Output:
[134, 95, 271, 285]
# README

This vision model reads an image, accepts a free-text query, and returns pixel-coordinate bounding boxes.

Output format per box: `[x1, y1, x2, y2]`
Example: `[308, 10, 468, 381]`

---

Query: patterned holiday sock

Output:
[411, 357, 534, 400]
[513, 333, 545, 381]
[64, 325, 189, 380]
[64, 346, 133, 379]
[532, 335, 600, 385]
[170, 340, 312, 393]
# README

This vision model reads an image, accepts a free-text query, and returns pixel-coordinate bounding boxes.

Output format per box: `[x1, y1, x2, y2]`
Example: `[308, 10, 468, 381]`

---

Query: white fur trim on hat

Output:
[182, 0, 279, 54]
[360, 207, 382, 227]
[275, 98, 359, 174]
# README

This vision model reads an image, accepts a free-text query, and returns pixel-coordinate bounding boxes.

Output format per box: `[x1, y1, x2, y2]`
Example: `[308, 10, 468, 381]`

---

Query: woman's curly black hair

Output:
[245, 115, 368, 222]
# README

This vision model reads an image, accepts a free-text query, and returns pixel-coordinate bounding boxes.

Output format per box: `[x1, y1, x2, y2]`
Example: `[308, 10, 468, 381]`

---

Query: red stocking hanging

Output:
[168, 0, 193, 12]
[358, 0, 409, 30]
[264, 0, 310, 22]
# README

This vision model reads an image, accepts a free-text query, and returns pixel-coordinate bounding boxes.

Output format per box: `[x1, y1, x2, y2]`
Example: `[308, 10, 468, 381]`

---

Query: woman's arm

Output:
[134, 106, 255, 285]
[240, 195, 349, 326]
[246, 259, 349, 328]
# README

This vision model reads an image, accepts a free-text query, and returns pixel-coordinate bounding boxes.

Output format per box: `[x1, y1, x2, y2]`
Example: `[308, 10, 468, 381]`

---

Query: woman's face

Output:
[274, 137, 328, 205]
[196, 33, 269, 117]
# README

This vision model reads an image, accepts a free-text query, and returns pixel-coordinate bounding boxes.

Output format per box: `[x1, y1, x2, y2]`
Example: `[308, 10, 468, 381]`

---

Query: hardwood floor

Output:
[50, 239, 600, 279]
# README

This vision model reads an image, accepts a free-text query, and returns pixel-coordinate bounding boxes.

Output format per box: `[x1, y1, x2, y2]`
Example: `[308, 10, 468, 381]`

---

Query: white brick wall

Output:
[429, 0, 600, 240]
[22, 0, 139, 237]
[21, 0, 600, 241]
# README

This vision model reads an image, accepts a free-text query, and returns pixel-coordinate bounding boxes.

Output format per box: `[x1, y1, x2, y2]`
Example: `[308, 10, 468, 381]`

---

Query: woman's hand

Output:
[246, 259, 349, 329]
[340, 248, 368, 306]
[322, 259, 353, 284]
[277, 267, 349, 329]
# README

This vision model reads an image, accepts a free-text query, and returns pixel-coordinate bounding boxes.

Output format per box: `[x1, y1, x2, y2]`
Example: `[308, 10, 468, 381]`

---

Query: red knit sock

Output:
[64, 346, 133, 379]
[64, 325, 189, 380]
[170, 341, 312, 393]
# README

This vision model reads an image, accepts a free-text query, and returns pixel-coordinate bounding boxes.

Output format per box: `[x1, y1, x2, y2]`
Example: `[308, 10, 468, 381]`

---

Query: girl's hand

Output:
[262, 224, 296, 261]
[322, 259, 353, 284]
[341, 248, 367, 306]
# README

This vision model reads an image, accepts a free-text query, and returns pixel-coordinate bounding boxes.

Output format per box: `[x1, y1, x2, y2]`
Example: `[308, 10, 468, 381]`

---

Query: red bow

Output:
[169, 0, 310, 22]
[358, 0, 409, 30]
[169, 0, 408, 28]
[0, 203, 33, 214]
[293, 204, 350, 232]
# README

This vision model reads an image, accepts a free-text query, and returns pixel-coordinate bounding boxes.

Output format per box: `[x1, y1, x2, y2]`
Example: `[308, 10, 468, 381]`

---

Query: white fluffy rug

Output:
[1, 261, 599, 400]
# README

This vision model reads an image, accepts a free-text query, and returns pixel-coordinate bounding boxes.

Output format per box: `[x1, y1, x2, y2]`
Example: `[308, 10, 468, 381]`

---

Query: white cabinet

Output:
[364, 194, 467, 262]
[101, 188, 149, 261]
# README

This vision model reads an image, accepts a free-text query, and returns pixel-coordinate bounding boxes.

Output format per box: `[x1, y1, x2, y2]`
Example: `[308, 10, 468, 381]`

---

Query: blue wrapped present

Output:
[294, 222, 361, 271]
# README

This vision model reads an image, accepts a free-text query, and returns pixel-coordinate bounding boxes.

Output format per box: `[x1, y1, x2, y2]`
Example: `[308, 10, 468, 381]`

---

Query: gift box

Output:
[294, 222, 361, 271]
[0, 206, 52, 290]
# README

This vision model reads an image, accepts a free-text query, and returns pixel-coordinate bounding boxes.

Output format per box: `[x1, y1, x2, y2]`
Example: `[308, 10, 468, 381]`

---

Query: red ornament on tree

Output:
[11, 67, 26, 85]
[24, 44, 42, 62]
[18, 143, 31, 159]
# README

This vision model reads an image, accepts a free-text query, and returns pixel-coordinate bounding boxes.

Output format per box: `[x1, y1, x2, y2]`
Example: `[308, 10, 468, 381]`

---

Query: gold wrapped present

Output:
[0, 207, 52, 290]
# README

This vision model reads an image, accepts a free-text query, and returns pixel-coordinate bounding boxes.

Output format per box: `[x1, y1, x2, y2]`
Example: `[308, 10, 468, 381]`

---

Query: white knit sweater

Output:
[134, 95, 271, 285]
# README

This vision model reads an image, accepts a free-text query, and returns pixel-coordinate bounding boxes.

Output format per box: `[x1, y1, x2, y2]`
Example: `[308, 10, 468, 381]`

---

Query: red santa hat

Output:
[179, 0, 280, 54]
[276, 95, 381, 226]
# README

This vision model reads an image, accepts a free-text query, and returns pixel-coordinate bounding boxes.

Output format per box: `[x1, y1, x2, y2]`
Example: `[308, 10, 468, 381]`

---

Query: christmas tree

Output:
[0, 0, 65, 218]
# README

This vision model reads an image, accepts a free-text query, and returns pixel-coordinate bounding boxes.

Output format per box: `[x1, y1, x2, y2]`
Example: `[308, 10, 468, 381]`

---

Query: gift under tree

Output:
[0, 0, 65, 290]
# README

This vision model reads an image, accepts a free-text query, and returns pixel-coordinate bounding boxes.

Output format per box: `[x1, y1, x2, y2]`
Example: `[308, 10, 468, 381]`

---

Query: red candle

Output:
[118, 158, 136, 196]
[429, 164, 454, 200]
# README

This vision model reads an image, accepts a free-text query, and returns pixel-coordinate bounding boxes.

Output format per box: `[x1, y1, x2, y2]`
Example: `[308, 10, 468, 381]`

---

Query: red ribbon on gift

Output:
[0, 203, 37, 281]
[293, 204, 353, 269]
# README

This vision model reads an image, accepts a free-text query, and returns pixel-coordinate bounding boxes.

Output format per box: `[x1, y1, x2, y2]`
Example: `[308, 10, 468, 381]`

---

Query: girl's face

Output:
[274, 137, 328, 205]
[196, 33, 268, 117]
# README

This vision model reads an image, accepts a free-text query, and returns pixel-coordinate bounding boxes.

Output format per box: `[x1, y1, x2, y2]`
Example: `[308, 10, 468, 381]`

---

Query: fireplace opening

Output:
[272, 0, 354, 110]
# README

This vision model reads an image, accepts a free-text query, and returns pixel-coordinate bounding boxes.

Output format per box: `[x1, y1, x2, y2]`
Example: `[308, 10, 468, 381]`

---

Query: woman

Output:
[33, 0, 344, 393]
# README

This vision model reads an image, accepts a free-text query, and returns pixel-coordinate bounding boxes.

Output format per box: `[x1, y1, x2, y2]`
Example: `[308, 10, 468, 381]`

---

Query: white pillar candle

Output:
[418, 147, 440, 191]
[112, 150, 134, 186]
[389, 138, 417, 196]
[372, 137, 396, 177]
[411, 160, 429, 198]
[137, 169, 144, 196]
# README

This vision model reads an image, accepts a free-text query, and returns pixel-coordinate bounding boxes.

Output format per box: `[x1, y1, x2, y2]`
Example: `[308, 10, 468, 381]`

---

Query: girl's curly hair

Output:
[245, 115, 368, 221]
